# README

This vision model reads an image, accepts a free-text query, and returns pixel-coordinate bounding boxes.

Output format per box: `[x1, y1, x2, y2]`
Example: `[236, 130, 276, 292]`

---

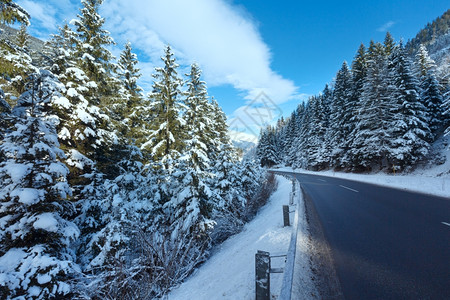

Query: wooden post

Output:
[255, 250, 270, 300]
[283, 205, 290, 227]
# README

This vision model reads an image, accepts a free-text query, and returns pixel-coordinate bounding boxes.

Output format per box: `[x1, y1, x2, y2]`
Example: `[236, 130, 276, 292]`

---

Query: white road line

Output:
[317, 179, 326, 182]
[339, 185, 359, 193]
[442, 222, 450, 227]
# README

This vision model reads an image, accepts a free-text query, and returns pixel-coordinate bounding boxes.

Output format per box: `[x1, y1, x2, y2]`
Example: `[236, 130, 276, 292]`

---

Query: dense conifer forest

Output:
[0, 1, 269, 298]
[257, 11, 450, 172]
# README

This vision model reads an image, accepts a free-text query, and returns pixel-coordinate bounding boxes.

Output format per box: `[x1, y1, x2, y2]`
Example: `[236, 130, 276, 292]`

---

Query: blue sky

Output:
[16, 0, 450, 142]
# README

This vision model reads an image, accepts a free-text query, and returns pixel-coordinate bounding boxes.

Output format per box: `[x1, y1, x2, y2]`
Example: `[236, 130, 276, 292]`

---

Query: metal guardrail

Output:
[255, 176, 300, 300]
[279, 177, 300, 300]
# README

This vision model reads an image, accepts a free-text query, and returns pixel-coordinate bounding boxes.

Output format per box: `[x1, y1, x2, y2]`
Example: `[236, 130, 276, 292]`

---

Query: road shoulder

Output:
[302, 185, 344, 300]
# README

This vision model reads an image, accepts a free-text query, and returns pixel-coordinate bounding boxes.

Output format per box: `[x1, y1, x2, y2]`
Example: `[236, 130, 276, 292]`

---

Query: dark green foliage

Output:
[387, 44, 431, 168]
[115, 42, 147, 144]
[0, 2, 267, 299]
[143, 45, 185, 167]
[72, 0, 116, 98]
[256, 127, 279, 167]
[14, 24, 27, 49]
[268, 32, 442, 173]
[384, 32, 395, 56]
[0, 71, 80, 299]
[0, 0, 30, 26]
[416, 45, 444, 137]
[329, 61, 354, 168]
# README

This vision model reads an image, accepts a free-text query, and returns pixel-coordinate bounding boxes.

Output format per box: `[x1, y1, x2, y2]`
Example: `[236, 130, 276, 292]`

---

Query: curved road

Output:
[275, 171, 450, 300]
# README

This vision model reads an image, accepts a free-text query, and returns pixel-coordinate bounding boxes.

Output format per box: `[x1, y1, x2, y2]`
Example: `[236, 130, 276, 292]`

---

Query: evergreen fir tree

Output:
[281, 112, 296, 166]
[116, 42, 148, 146]
[420, 72, 443, 136]
[208, 97, 235, 161]
[237, 158, 263, 203]
[212, 142, 241, 212]
[351, 43, 367, 103]
[15, 24, 28, 49]
[210, 143, 244, 242]
[383, 32, 395, 56]
[163, 63, 221, 242]
[329, 61, 354, 168]
[118, 42, 142, 98]
[367, 40, 385, 61]
[351, 43, 395, 170]
[0, 70, 80, 299]
[44, 24, 110, 187]
[71, 0, 116, 99]
[82, 147, 150, 272]
[44, 26, 117, 274]
[256, 127, 279, 167]
[0, 12, 35, 104]
[70, 0, 122, 178]
[142, 45, 185, 169]
[183, 63, 215, 168]
[306, 95, 328, 170]
[388, 44, 431, 168]
[289, 103, 306, 168]
[415, 44, 436, 77]
[321, 84, 333, 127]
[0, 0, 30, 26]
[44, 23, 78, 79]
[415, 44, 443, 137]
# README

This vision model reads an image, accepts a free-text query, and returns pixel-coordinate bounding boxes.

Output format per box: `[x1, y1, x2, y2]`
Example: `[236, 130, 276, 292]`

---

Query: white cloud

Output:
[100, 0, 299, 105]
[17, 0, 57, 35]
[17, 0, 78, 39]
[377, 21, 396, 32]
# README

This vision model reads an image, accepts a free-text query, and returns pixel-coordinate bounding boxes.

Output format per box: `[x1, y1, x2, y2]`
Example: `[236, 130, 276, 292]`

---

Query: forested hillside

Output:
[257, 14, 450, 173]
[0, 1, 269, 299]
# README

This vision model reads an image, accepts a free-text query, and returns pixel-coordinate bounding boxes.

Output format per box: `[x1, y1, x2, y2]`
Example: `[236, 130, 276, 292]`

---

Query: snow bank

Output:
[169, 176, 296, 299]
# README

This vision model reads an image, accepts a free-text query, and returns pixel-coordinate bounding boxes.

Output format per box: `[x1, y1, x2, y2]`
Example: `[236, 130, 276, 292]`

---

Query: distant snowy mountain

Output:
[229, 130, 257, 157]
[232, 139, 255, 152]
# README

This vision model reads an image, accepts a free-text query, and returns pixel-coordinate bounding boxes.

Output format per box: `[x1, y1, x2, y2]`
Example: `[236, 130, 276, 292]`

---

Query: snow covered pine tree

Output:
[0, 70, 80, 299]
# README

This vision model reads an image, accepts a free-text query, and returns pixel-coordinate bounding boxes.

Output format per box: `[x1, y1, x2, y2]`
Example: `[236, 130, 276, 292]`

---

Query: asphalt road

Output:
[274, 170, 450, 300]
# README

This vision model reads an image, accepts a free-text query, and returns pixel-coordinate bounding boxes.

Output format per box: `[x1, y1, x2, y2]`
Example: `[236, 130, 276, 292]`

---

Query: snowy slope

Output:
[168, 176, 311, 299]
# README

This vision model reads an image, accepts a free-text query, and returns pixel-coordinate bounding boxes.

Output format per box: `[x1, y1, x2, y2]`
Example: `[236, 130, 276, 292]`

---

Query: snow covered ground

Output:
[168, 176, 312, 299]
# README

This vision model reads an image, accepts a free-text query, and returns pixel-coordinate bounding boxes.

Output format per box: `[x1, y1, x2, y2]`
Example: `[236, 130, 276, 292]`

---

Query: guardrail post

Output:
[290, 178, 295, 205]
[255, 250, 270, 300]
[283, 205, 290, 227]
